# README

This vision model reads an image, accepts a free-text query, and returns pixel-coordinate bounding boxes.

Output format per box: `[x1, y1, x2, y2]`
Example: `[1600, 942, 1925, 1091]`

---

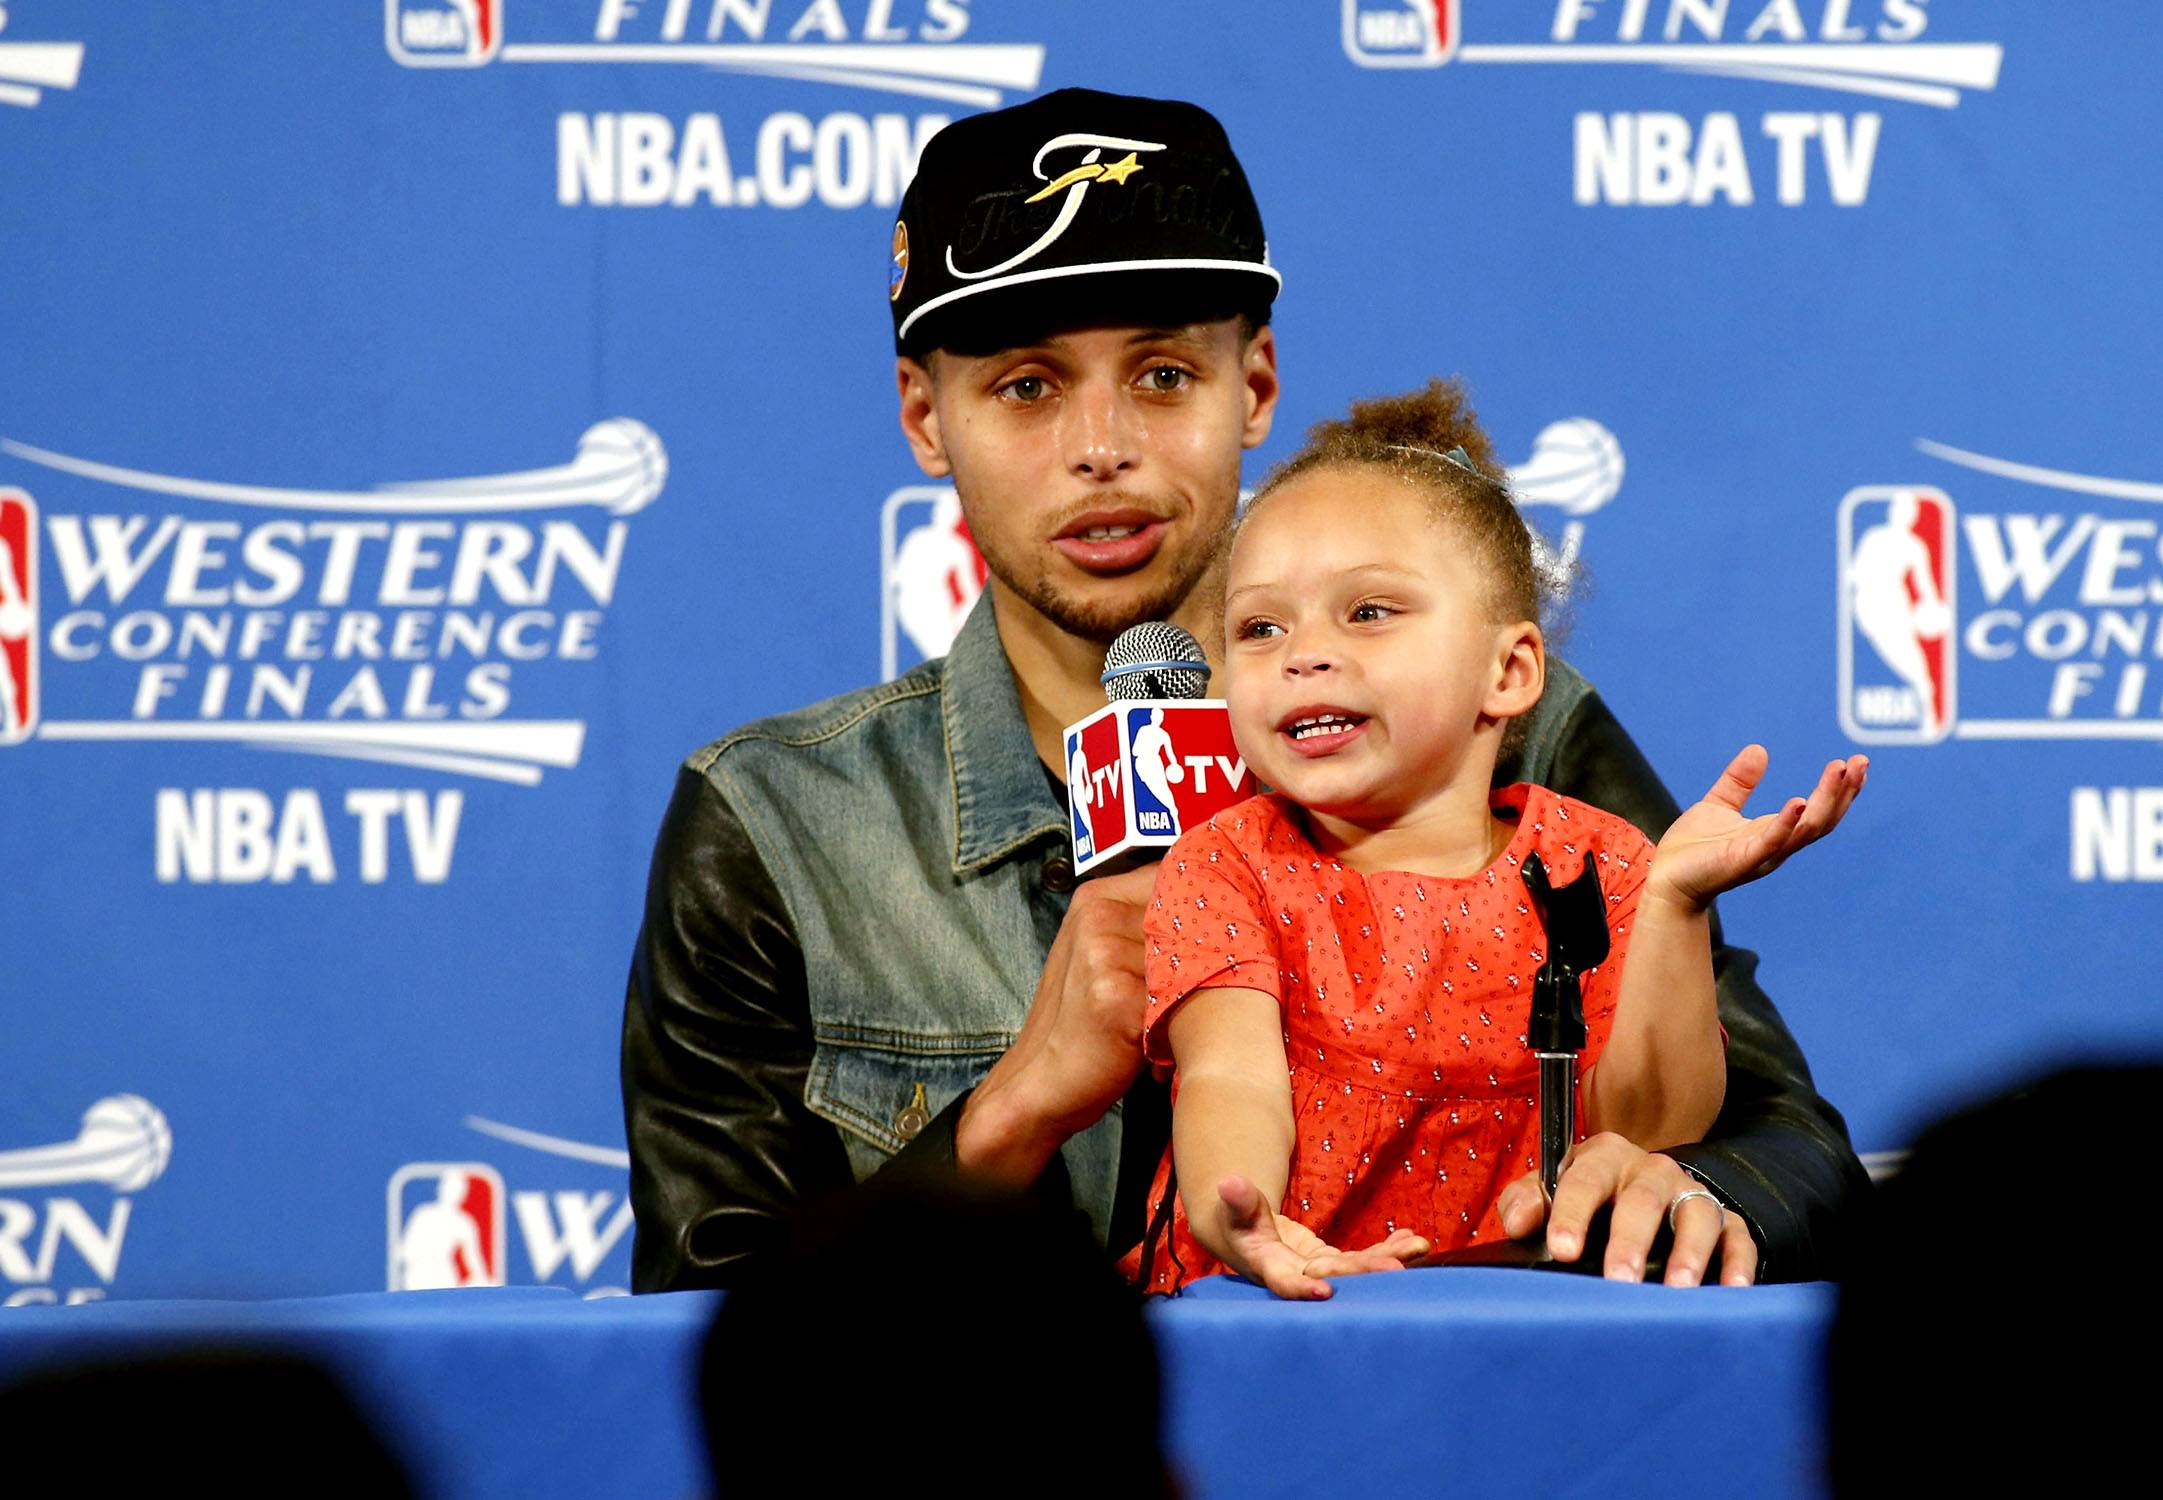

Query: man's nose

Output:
[1063, 380, 1139, 479]
[1283, 648, 1335, 677]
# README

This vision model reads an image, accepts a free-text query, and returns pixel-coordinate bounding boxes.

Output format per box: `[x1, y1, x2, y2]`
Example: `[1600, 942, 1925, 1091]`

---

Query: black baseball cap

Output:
[888, 88, 1280, 356]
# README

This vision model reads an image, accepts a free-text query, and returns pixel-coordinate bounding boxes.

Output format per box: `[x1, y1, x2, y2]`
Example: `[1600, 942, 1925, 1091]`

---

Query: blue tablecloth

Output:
[0, 1270, 1832, 1499]
[1166, 1271, 1833, 1498]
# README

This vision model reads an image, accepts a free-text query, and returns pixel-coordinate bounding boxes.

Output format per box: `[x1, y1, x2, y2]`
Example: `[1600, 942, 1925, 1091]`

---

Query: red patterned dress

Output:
[1123, 784, 1653, 1294]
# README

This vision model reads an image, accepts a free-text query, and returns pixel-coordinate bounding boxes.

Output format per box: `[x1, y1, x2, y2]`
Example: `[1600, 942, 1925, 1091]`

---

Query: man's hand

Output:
[1213, 1175, 1429, 1300]
[954, 863, 1161, 1188]
[1495, 1133, 1758, 1287]
[1649, 747, 1867, 912]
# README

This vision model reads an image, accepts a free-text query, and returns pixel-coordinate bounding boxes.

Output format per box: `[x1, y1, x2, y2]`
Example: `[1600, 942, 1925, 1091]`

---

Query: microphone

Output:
[1062, 622, 1256, 876]
[1100, 620, 1210, 701]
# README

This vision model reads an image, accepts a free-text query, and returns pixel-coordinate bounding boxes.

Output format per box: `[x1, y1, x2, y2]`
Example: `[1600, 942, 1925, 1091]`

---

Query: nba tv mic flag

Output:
[1063, 623, 1255, 875]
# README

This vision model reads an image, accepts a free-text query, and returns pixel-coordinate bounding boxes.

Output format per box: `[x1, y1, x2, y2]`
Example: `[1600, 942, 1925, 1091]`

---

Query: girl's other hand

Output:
[1214, 1175, 1430, 1300]
[1649, 746, 1868, 911]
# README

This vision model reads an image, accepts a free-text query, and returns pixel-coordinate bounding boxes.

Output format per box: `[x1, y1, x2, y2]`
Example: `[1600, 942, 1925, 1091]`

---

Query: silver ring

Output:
[1667, 1187, 1722, 1235]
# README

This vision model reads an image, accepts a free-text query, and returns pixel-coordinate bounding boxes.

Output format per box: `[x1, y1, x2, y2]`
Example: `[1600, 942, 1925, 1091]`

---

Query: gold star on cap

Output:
[1095, 151, 1145, 186]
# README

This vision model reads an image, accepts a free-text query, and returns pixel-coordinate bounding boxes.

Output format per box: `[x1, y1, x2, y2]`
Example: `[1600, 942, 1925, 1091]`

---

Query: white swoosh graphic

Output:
[0, 41, 84, 108]
[502, 42, 1043, 84]
[1916, 439, 2163, 504]
[1457, 43, 2001, 109]
[464, 1115, 630, 1170]
[36, 720, 585, 785]
[0, 420, 668, 516]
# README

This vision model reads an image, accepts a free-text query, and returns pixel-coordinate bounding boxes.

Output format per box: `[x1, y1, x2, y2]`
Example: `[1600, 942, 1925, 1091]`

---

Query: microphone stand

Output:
[1422, 853, 1652, 1277]
[1523, 852, 1601, 1205]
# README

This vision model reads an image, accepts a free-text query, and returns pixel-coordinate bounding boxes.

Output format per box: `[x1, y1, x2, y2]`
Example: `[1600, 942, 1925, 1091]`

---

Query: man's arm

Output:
[1534, 690, 1871, 1281]
[948, 863, 1162, 1189]
[621, 764, 1009, 1291]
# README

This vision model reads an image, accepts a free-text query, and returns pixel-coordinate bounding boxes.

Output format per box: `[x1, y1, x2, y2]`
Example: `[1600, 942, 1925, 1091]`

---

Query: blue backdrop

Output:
[4, 1, 2156, 1303]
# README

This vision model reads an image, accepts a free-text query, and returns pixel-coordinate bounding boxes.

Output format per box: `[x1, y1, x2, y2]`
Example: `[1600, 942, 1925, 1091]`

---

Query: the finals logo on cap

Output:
[888, 88, 1280, 358]
[945, 133, 1166, 282]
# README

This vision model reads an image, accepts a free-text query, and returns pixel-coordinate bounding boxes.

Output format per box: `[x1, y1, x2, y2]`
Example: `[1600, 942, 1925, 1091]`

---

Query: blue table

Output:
[0, 1271, 1832, 1499]
[1166, 1271, 1833, 1498]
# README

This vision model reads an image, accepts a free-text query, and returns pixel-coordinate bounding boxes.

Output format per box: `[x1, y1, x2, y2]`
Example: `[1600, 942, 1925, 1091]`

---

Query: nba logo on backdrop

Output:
[387, 1163, 505, 1289]
[386, 0, 501, 66]
[0, 490, 35, 745]
[882, 486, 987, 678]
[1838, 487, 1956, 744]
[1342, 0, 1459, 67]
[384, 1117, 636, 1296]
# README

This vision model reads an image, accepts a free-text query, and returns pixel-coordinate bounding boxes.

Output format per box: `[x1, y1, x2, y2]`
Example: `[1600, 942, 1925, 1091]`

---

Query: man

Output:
[622, 88, 1866, 1292]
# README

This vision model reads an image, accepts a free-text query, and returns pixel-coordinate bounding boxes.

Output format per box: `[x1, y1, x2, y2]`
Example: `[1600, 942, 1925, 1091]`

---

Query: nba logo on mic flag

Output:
[387, 1162, 506, 1289]
[1838, 486, 1956, 744]
[1123, 706, 1251, 837]
[0, 490, 36, 746]
[386, 0, 501, 67]
[1066, 702, 1254, 873]
[1066, 713, 1129, 864]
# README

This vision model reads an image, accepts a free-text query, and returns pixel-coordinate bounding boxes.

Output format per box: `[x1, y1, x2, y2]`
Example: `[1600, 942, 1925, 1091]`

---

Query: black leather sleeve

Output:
[1524, 690, 1872, 1282]
[621, 764, 990, 1291]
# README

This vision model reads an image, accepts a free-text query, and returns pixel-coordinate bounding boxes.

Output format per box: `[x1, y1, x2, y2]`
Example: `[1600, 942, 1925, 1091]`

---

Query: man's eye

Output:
[1002, 375, 1048, 402]
[1144, 366, 1189, 392]
[1238, 619, 1281, 640]
[1350, 602, 1395, 623]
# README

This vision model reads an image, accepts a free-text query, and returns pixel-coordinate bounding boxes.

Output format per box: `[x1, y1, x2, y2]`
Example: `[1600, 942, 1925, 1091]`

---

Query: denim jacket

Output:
[695, 596, 1121, 1237]
[622, 593, 1867, 1290]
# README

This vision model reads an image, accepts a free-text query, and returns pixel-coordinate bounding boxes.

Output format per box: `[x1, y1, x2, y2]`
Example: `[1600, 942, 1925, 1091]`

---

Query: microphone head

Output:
[1102, 622, 1209, 701]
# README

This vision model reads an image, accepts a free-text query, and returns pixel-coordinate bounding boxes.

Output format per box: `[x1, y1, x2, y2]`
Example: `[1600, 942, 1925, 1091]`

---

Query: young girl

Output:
[1125, 381, 1866, 1298]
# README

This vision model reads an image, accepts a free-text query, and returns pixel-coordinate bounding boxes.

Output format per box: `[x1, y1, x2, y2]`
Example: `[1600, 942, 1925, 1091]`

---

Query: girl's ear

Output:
[1485, 622, 1545, 720]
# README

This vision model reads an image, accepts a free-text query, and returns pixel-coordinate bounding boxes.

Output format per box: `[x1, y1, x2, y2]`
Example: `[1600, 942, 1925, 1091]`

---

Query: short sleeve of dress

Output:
[1140, 821, 1282, 1067]
[1575, 816, 1657, 1072]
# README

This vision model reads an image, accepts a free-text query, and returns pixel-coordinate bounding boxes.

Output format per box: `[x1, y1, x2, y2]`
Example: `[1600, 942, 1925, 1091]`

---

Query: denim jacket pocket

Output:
[804, 1034, 1005, 1179]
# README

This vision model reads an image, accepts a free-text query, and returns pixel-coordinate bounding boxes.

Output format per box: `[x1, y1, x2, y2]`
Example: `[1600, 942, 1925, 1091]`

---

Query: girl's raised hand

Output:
[1648, 745, 1868, 911]
[1213, 1175, 1430, 1300]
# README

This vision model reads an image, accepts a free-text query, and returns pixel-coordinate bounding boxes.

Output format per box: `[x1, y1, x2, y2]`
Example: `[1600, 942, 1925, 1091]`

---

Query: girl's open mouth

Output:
[1279, 710, 1370, 757]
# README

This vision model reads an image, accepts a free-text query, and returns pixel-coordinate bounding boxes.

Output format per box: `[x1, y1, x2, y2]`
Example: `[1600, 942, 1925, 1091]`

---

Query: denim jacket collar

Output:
[943, 593, 1067, 876]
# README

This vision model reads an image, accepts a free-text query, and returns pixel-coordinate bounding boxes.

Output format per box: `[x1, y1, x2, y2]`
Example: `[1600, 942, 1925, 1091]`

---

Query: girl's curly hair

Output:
[1241, 378, 1547, 626]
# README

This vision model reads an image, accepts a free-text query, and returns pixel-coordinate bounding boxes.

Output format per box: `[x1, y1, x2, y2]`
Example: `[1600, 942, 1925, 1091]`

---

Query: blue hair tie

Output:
[1386, 442, 1477, 473]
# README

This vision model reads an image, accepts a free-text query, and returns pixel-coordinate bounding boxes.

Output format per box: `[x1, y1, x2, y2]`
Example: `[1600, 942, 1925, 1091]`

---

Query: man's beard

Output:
[953, 465, 1240, 644]
[995, 530, 1224, 645]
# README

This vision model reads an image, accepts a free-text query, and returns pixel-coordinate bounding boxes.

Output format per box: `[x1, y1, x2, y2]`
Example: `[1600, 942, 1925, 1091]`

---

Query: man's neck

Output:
[989, 580, 1222, 771]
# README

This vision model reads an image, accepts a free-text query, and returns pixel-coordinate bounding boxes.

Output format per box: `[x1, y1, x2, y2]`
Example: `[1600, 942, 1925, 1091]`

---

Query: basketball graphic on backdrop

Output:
[577, 419, 669, 515]
[1509, 418, 1626, 517]
[0, 1094, 175, 1192]
[80, 1094, 175, 1192]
